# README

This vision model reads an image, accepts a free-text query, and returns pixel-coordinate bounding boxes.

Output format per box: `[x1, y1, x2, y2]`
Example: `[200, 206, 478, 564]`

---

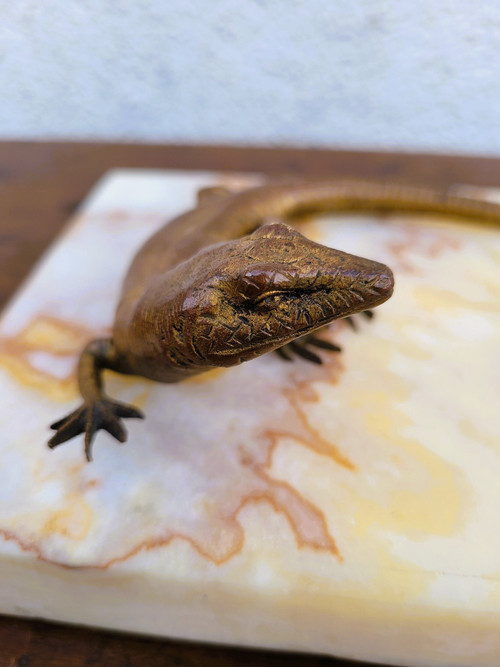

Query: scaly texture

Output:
[49, 179, 500, 459]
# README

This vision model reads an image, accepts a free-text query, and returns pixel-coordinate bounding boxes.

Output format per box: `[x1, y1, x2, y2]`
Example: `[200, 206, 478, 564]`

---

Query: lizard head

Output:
[174, 221, 394, 368]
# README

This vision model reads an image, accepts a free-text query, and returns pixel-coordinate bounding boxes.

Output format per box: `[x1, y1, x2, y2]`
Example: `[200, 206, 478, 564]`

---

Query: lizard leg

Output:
[275, 328, 342, 365]
[344, 309, 374, 330]
[48, 338, 143, 461]
[197, 185, 233, 206]
[275, 310, 375, 365]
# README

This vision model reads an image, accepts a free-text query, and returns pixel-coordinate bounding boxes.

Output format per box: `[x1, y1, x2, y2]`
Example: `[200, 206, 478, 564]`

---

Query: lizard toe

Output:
[48, 398, 144, 462]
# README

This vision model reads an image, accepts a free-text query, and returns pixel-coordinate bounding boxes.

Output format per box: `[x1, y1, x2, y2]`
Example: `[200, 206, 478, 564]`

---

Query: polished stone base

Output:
[0, 171, 498, 666]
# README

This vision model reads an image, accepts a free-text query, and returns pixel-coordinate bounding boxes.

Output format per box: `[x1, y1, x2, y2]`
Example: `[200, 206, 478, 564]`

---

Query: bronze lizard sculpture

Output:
[48, 179, 500, 461]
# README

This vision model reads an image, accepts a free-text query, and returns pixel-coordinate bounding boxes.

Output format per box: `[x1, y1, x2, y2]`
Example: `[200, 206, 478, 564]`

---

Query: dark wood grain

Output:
[1, 140, 500, 666]
[0, 615, 344, 667]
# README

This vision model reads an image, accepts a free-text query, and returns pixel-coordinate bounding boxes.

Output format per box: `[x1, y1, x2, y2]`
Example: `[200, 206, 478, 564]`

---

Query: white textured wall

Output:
[2, 0, 500, 153]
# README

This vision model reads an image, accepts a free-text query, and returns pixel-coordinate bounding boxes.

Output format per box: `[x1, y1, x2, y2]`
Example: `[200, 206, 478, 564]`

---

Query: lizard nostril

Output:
[373, 269, 394, 296]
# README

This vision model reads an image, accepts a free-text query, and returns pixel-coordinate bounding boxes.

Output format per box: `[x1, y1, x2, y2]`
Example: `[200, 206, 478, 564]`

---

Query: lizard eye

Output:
[254, 292, 283, 311]
[238, 264, 291, 300]
[238, 266, 272, 300]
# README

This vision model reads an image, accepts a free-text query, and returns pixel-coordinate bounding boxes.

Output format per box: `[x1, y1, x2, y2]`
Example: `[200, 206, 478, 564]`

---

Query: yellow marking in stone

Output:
[185, 367, 228, 384]
[350, 390, 464, 539]
[43, 496, 93, 541]
[0, 354, 78, 402]
[459, 419, 499, 453]
[413, 286, 496, 312]
[19, 318, 85, 354]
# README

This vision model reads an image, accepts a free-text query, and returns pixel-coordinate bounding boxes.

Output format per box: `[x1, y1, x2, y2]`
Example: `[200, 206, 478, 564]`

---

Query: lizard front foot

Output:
[275, 310, 375, 365]
[344, 309, 374, 331]
[276, 333, 342, 365]
[48, 399, 144, 462]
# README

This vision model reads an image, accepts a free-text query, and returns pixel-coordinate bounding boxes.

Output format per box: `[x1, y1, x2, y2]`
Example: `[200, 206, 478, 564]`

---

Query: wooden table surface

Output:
[1, 141, 499, 666]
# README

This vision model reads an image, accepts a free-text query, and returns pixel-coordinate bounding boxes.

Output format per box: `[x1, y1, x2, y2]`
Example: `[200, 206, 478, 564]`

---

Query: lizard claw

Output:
[275, 310, 374, 364]
[275, 332, 342, 365]
[345, 309, 375, 330]
[274, 310, 375, 366]
[48, 399, 144, 462]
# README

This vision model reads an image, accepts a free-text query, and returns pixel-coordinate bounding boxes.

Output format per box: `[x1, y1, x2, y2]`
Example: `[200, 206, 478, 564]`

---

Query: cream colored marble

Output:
[0, 170, 499, 667]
